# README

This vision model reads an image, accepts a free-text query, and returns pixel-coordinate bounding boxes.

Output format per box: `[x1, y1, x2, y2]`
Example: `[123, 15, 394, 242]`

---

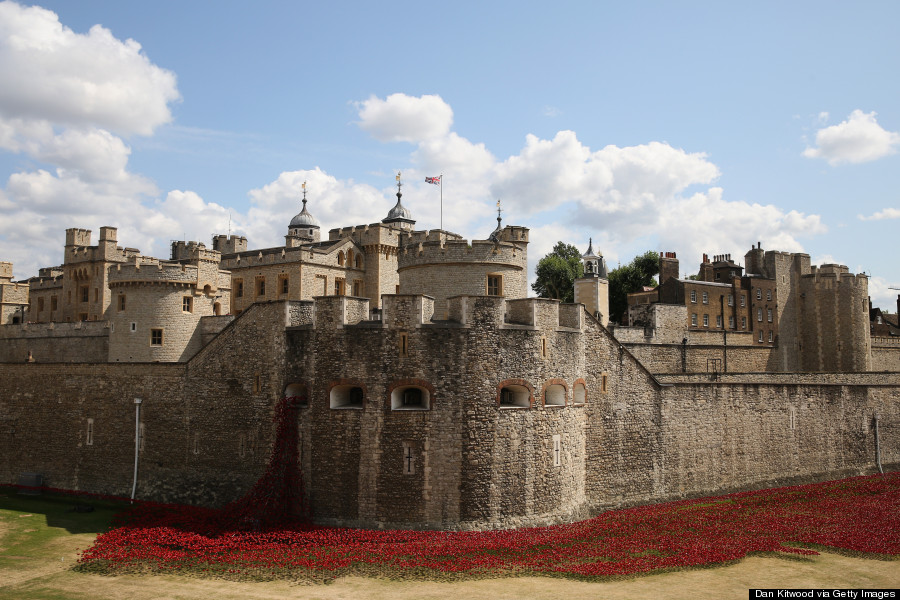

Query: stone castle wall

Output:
[872, 337, 900, 371]
[0, 321, 109, 363]
[2, 297, 895, 530]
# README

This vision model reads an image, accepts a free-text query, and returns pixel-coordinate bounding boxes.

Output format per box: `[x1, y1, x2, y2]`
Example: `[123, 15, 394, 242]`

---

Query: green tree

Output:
[607, 250, 659, 324]
[532, 241, 584, 303]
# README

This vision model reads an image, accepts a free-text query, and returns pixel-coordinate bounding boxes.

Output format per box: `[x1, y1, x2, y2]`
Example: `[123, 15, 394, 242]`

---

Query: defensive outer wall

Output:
[1, 296, 896, 530]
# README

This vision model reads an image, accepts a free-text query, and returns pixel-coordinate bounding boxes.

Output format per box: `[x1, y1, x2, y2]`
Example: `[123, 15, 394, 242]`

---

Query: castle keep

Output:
[0, 181, 897, 530]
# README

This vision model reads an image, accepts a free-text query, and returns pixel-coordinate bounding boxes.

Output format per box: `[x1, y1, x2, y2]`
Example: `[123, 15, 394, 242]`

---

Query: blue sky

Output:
[1, 1, 898, 307]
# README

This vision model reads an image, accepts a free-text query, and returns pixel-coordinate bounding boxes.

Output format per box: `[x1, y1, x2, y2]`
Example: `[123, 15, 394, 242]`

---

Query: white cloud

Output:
[356, 93, 453, 143]
[867, 275, 899, 311]
[0, 0, 179, 135]
[858, 207, 900, 221]
[803, 110, 900, 165]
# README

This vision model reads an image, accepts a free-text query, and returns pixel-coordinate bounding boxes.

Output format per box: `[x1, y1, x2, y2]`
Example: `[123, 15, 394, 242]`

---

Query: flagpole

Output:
[440, 172, 443, 233]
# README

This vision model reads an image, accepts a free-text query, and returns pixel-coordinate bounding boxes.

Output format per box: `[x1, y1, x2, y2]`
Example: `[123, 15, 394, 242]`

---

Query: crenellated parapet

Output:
[109, 258, 201, 286]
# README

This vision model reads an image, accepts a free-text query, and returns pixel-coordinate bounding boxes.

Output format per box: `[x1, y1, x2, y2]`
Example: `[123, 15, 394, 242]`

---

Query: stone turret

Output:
[573, 238, 609, 326]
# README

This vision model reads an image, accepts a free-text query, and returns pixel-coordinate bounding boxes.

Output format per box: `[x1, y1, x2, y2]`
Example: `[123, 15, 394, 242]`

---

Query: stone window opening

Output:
[487, 274, 502, 296]
[235, 280, 243, 297]
[756, 288, 762, 300]
[391, 385, 430, 410]
[728, 294, 733, 306]
[540, 336, 548, 359]
[758, 330, 764, 343]
[402, 441, 416, 475]
[355, 255, 363, 269]
[38, 297, 44, 312]
[256, 277, 266, 297]
[789, 407, 796, 431]
[767, 309, 773, 322]
[690, 290, 697, 303]
[703, 314, 709, 327]
[757, 307, 763, 322]
[80, 285, 89, 303]
[118, 295, 126, 311]
[280, 275, 289, 295]
[86, 418, 94, 446]
[353, 280, 364, 297]
[51, 296, 58, 311]
[150, 328, 163, 346]
[330, 383, 365, 409]
[741, 317, 747, 329]
[601, 374, 609, 394]
[543, 382, 567, 407]
[767, 289, 772, 301]
[716, 315, 722, 328]
[702, 291, 708, 304]
[335, 278, 346, 296]
[741, 295, 746, 307]
[497, 380, 533, 409]
[253, 374, 261, 394]
[337, 251, 345, 266]
[573, 380, 587, 405]
[691, 313, 697, 327]
[285, 383, 309, 408]
[399, 331, 409, 357]
[192, 433, 200, 455]
[768, 330, 774, 343]
[183, 296, 193, 313]
[239, 433, 246, 458]
[552, 434, 561, 467]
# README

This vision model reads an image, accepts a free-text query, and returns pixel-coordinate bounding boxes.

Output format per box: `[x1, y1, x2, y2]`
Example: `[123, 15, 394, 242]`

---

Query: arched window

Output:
[285, 383, 309, 408]
[329, 382, 364, 409]
[355, 254, 363, 269]
[573, 379, 587, 405]
[337, 251, 345, 266]
[391, 386, 430, 410]
[543, 382, 567, 407]
[497, 379, 534, 409]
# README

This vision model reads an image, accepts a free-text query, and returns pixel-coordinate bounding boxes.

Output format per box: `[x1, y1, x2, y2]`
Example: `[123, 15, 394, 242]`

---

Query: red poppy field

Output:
[74, 472, 899, 582]
[70, 398, 899, 582]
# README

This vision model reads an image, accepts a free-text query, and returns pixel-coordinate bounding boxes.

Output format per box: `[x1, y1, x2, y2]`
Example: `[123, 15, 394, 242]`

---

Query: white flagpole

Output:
[440, 173, 443, 232]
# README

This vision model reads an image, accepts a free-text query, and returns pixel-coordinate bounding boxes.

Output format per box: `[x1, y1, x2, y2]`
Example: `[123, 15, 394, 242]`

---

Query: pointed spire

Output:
[383, 171, 415, 226]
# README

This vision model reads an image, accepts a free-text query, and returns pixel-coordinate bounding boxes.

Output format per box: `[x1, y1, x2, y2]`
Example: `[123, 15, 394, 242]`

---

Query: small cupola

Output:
[288, 181, 321, 243]
[382, 171, 415, 230]
[581, 238, 607, 278]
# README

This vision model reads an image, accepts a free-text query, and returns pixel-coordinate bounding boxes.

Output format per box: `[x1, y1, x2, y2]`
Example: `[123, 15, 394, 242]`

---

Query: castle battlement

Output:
[399, 237, 527, 268]
[109, 259, 200, 285]
[0, 262, 12, 281]
[171, 241, 222, 264]
[400, 229, 464, 245]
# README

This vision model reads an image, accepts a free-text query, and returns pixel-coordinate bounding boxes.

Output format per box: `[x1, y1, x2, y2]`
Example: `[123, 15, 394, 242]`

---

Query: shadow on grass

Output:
[0, 490, 122, 535]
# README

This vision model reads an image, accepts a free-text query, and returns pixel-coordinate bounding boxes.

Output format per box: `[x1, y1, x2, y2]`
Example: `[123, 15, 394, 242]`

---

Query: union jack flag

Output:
[425, 176, 441, 185]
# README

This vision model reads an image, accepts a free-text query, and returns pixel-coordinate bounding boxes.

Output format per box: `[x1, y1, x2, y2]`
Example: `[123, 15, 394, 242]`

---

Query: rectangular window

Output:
[768, 330, 774, 342]
[235, 280, 243, 298]
[767, 309, 773, 322]
[182, 296, 193, 313]
[38, 297, 44, 312]
[703, 314, 709, 327]
[728, 294, 733, 306]
[150, 328, 163, 346]
[741, 316, 747, 329]
[702, 291, 708, 304]
[690, 290, 697, 303]
[691, 313, 698, 327]
[399, 331, 408, 357]
[86, 418, 94, 446]
[353, 280, 363, 297]
[80, 285, 89, 303]
[118, 295, 126, 311]
[280, 275, 289, 295]
[716, 315, 722, 328]
[756, 288, 762, 300]
[51, 296, 58, 311]
[601, 373, 608, 394]
[487, 274, 502, 296]
[767, 289, 772, 301]
[741, 295, 746, 307]
[335, 278, 346, 296]
[552, 434, 561, 467]
[758, 330, 764, 343]
[758, 307, 763, 322]
[729, 316, 735, 329]
[256, 277, 266, 297]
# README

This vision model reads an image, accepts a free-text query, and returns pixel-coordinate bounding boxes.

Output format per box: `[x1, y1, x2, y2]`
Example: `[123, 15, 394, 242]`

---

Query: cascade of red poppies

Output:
[217, 395, 310, 529]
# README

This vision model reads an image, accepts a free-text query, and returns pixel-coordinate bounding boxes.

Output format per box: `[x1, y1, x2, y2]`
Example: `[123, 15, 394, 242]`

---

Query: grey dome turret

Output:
[382, 171, 415, 228]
